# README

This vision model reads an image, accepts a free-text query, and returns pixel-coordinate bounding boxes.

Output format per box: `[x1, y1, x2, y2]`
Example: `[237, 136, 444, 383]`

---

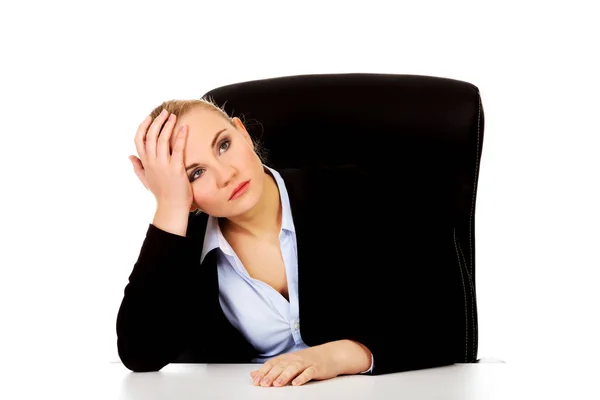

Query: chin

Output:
[240, 191, 262, 214]
[233, 181, 263, 215]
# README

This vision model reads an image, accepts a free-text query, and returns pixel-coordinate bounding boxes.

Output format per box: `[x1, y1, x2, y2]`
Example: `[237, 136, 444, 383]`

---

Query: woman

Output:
[117, 98, 462, 386]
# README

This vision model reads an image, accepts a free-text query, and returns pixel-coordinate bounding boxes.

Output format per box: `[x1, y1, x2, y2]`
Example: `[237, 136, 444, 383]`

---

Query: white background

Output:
[1, 0, 598, 384]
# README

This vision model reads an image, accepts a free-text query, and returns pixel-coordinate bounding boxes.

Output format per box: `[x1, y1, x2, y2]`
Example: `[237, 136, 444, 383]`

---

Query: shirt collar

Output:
[200, 165, 295, 263]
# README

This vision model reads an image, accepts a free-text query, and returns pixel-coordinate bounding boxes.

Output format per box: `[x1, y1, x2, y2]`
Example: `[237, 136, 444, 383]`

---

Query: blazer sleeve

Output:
[303, 165, 462, 375]
[346, 226, 463, 375]
[349, 322, 456, 376]
[116, 222, 201, 372]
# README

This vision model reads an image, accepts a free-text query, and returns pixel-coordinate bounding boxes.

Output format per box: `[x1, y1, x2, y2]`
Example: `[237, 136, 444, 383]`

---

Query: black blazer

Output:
[116, 165, 466, 375]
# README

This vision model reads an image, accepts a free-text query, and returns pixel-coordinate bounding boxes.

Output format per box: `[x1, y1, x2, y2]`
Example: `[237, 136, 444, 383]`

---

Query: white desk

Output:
[115, 363, 509, 400]
[6, 361, 598, 399]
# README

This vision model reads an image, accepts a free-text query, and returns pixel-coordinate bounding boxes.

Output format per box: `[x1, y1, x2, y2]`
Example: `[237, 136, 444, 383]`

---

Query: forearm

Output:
[152, 205, 190, 237]
[116, 223, 196, 372]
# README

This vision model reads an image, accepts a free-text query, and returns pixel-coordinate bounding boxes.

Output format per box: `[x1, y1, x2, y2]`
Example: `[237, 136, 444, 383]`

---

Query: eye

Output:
[218, 139, 230, 154]
[190, 169, 205, 182]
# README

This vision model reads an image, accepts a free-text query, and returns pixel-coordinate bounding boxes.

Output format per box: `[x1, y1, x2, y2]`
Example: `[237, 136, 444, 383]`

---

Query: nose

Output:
[214, 162, 236, 188]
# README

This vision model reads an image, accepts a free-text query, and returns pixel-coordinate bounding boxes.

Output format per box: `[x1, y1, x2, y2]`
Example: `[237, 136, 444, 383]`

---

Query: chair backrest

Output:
[202, 73, 484, 362]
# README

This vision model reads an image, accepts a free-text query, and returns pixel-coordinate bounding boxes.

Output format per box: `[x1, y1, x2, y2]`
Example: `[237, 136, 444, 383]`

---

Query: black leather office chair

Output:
[202, 73, 484, 364]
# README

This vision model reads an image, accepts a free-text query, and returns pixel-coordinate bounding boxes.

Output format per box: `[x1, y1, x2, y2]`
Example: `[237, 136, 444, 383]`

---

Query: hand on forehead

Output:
[168, 107, 237, 153]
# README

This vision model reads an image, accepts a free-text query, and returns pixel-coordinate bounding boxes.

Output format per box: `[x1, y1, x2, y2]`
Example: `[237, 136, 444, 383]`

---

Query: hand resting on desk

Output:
[249, 339, 372, 387]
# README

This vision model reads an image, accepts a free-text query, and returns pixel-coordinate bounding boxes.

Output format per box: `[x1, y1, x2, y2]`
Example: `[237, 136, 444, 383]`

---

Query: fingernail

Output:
[261, 378, 270, 385]
[253, 376, 261, 385]
[274, 379, 282, 386]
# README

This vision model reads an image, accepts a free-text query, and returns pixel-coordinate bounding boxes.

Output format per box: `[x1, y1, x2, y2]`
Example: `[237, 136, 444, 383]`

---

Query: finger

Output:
[260, 362, 288, 387]
[291, 365, 317, 386]
[134, 115, 152, 165]
[170, 125, 188, 166]
[273, 362, 304, 387]
[252, 361, 275, 385]
[158, 113, 177, 163]
[146, 109, 169, 160]
[129, 156, 148, 189]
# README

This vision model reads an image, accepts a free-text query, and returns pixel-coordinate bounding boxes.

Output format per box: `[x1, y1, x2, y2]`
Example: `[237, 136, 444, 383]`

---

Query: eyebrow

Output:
[185, 128, 227, 172]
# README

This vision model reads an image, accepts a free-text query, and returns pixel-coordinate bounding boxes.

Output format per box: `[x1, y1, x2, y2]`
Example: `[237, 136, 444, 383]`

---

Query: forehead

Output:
[170, 107, 230, 149]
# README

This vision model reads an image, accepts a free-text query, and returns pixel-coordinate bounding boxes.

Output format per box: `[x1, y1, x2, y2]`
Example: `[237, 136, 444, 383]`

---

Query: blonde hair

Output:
[149, 96, 235, 127]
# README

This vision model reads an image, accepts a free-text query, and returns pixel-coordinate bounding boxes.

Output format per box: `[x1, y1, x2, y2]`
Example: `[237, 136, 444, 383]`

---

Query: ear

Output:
[232, 117, 253, 146]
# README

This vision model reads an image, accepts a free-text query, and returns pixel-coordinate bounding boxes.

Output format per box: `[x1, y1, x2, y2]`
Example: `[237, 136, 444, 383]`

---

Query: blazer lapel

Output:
[186, 212, 258, 362]
[279, 167, 323, 346]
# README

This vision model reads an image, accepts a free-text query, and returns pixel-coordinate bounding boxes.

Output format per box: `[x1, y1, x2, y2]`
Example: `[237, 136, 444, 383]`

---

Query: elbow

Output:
[117, 339, 169, 373]
[121, 358, 166, 373]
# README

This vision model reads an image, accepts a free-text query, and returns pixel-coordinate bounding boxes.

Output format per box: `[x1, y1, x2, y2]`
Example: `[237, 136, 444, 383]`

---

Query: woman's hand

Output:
[129, 109, 193, 212]
[250, 340, 372, 387]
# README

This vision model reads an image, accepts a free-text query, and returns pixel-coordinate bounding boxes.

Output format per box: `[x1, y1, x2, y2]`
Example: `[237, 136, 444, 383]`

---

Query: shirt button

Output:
[294, 321, 300, 330]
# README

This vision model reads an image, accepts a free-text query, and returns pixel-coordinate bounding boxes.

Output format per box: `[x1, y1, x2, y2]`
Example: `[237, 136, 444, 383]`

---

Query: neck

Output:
[220, 170, 281, 239]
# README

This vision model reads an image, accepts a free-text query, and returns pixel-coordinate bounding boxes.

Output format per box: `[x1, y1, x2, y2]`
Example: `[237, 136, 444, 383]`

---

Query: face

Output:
[170, 107, 265, 218]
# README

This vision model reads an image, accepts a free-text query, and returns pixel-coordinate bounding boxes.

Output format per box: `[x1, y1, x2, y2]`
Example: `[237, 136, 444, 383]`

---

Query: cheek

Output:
[191, 184, 218, 208]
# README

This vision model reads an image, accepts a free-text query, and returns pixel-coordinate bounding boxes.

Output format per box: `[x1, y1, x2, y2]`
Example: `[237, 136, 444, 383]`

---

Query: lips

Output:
[229, 180, 250, 200]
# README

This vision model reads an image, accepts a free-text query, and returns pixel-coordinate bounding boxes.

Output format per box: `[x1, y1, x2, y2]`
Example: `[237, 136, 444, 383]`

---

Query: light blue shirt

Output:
[200, 166, 373, 373]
